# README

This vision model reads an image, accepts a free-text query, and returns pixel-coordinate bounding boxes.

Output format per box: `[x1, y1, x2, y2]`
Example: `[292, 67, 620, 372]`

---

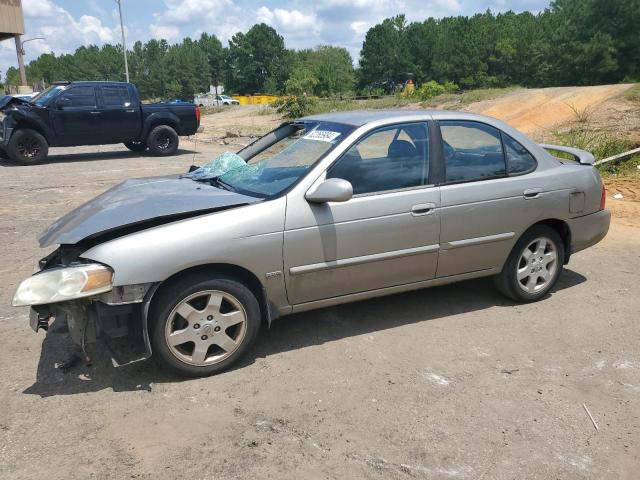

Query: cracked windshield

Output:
[188, 121, 354, 198]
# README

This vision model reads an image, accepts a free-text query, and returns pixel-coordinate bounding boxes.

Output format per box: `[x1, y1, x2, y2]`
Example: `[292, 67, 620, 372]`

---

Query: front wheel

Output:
[149, 276, 261, 377]
[124, 140, 147, 152]
[494, 225, 564, 302]
[147, 125, 179, 156]
[6, 128, 49, 165]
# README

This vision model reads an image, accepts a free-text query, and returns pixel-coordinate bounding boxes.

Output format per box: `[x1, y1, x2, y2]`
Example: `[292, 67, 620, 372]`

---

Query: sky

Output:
[0, 0, 549, 77]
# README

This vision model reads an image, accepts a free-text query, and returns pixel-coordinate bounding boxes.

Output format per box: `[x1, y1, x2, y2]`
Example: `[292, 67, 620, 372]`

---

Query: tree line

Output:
[2, 0, 638, 100]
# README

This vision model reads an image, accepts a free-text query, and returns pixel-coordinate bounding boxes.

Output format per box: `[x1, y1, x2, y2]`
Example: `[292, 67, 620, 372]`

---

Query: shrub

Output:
[271, 95, 317, 119]
[414, 80, 446, 100]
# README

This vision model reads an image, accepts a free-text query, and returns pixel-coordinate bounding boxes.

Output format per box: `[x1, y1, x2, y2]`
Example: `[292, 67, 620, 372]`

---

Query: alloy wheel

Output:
[155, 134, 172, 151]
[516, 236, 558, 294]
[17, 137, 40, 159]
[164, 290, 247, 366]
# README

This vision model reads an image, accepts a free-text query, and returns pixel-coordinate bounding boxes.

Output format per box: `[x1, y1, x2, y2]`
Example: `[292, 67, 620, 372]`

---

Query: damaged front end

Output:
[16, 245, 157, 366]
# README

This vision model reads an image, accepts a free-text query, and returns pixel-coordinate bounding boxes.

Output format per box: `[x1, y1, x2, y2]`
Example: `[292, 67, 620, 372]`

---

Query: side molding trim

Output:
[444, 232, 515, 250]
[289, 244, 439, 276]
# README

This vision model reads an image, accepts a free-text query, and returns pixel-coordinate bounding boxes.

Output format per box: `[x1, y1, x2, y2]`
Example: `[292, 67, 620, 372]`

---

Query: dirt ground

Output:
[1, 87, 639, 479]
[467, 84, 636, 137]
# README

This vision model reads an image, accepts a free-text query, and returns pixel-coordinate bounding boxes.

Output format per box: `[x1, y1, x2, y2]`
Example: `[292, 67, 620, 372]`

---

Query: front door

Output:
[283, 122, 441, 305]
[51, 85, 101, 145]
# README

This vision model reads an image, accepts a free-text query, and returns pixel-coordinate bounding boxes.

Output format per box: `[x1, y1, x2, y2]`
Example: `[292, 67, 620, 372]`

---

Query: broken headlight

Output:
[12, 264, 113, 307]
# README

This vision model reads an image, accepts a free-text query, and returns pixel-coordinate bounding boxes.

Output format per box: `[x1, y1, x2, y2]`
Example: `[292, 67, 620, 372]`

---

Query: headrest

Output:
[388, 139, 417, 158]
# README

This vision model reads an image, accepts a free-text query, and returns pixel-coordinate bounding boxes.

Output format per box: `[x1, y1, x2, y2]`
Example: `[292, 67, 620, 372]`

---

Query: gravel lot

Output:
[1, 135, 639, 479]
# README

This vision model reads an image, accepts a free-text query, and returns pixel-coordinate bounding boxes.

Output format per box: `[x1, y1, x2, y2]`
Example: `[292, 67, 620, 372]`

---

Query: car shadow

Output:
[0, 148, 197, 166]
[23, 270, 587, 397]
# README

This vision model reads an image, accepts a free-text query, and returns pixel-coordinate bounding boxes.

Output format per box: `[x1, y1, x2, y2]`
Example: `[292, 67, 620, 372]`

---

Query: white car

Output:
[194, 94, 239, 107]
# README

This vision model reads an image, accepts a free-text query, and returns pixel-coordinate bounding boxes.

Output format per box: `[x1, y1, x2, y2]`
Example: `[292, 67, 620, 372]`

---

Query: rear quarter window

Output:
[502, 133, 537, 174]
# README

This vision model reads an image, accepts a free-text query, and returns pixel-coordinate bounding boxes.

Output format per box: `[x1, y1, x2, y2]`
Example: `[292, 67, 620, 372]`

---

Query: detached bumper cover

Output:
[568, 209, 611, 254]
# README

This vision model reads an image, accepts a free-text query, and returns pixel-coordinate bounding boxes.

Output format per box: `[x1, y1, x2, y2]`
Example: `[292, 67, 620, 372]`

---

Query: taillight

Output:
[600, 184, 606, 210]
[195, 105, 201, 126]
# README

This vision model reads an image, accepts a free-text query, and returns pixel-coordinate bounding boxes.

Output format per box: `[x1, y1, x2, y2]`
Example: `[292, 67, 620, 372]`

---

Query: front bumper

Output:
[0, 121, 11, 146]
[25, 282, 156, 365]
[568, 208, 611, 254]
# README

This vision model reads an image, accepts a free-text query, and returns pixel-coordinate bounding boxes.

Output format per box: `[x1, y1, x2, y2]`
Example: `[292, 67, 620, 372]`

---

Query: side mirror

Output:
[55, 97, 70, 109]
[305, 178, 353, 204]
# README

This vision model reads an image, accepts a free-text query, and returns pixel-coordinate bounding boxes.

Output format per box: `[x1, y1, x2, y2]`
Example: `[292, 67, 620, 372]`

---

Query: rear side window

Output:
[60, 86, 96, 108]
[102, 86, 131, 107]
[440, 121, 506, 183]
[502, 133, 536, 174]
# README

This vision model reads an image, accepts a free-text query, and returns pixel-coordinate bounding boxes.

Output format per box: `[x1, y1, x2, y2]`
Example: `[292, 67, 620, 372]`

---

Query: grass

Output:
[550, 127, 639, 177]
[622, 83, 640, 103]
[302, 86, 521, 116]
[457, 86, 522, 106]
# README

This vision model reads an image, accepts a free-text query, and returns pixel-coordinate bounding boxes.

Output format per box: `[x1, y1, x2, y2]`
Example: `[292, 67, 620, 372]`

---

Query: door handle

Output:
[126, 109, 135, 113]
[411, 203, 436, 216]
[90, 111, 101, 115]
[523, 188, 542, 199]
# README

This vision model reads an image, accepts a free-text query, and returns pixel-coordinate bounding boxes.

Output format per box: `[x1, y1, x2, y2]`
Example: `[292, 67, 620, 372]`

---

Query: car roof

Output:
[300, 109, 507, 127]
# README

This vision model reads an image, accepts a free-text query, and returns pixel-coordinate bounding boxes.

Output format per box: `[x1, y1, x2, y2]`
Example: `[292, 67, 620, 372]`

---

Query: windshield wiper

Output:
[213, 177, 236, 192]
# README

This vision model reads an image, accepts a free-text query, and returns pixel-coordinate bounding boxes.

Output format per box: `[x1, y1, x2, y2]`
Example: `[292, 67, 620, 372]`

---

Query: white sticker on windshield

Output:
[303, 130, 341, 142]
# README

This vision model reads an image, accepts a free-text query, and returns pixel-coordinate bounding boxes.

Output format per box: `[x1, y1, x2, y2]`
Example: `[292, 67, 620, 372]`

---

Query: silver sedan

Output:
[13, 110, 611, 376]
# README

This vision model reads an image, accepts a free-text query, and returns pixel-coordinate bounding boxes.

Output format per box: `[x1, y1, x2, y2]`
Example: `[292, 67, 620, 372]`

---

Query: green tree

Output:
[226, 23, 288, 94]
[287, 46, 354, 96]
[359, 15, 412, 87]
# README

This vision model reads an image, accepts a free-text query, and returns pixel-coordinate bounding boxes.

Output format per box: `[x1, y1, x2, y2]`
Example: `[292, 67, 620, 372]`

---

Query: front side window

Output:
[189, 121, 354, 198]
[327, 122, 429, 195]
[441, 121, 505, 183]
[102, 86, 131, 107]
[60, 86, 97, 108]
[30, 85, 65, 106]
[502, 133, 536, 174]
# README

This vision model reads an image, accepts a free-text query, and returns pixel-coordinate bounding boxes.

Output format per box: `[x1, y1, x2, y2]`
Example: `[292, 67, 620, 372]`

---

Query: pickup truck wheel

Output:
[7, 129, 49, 165]
[494, 225, 564, 303]
[124, 140, 147, 152]
[147, 125, 179, 156]
[149, 275, 261, 377]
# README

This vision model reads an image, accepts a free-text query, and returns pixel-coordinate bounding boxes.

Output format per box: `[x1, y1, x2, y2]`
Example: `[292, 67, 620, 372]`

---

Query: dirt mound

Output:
[466, 84, 634, 135]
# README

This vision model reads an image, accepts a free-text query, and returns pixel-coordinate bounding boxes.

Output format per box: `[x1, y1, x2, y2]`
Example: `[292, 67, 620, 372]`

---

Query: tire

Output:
[494, 225, 564, 303]
[7, 128, 49, 165]
[124, 140, 147, 152]
[147, 125, 179, 156]
[149, 275, 261, 377]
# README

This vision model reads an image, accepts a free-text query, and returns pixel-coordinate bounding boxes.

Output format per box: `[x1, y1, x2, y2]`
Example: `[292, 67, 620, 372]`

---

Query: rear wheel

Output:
[147, 125, 179, 156]
[124, 140, 147, 152]
[149, 275, 261, 377]
[7, 128, 49, 165]
[494, 225, 564, 302]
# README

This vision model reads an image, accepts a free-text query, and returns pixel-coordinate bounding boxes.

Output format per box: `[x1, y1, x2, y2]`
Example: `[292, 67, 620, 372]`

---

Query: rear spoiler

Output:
[539, 144, 595, 165]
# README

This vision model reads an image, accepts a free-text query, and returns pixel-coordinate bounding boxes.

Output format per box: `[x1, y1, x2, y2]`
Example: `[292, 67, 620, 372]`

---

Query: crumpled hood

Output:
[38, 176, 260, 247]
[0, 95, 31, 110]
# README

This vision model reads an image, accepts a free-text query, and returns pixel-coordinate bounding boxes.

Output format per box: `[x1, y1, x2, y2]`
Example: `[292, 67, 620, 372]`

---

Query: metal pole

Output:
[115, 0, 129, 82]
[14, 35, 27, 86]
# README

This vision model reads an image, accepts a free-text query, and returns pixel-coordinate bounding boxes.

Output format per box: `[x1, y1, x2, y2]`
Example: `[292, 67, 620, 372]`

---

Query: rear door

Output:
[436, 120, 540, 277]
[283, 121, 441, 305]
[98, 84, 141, 142]
[51, 85, 101, 145]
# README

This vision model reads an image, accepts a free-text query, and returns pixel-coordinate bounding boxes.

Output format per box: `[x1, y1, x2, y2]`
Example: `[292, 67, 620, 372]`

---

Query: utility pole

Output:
[115, 0, 129, 82]
[14, 35, 27, 87]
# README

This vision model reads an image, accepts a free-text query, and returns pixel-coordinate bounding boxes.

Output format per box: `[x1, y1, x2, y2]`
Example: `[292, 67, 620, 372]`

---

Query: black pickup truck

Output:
[0, 81, 201, 164]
